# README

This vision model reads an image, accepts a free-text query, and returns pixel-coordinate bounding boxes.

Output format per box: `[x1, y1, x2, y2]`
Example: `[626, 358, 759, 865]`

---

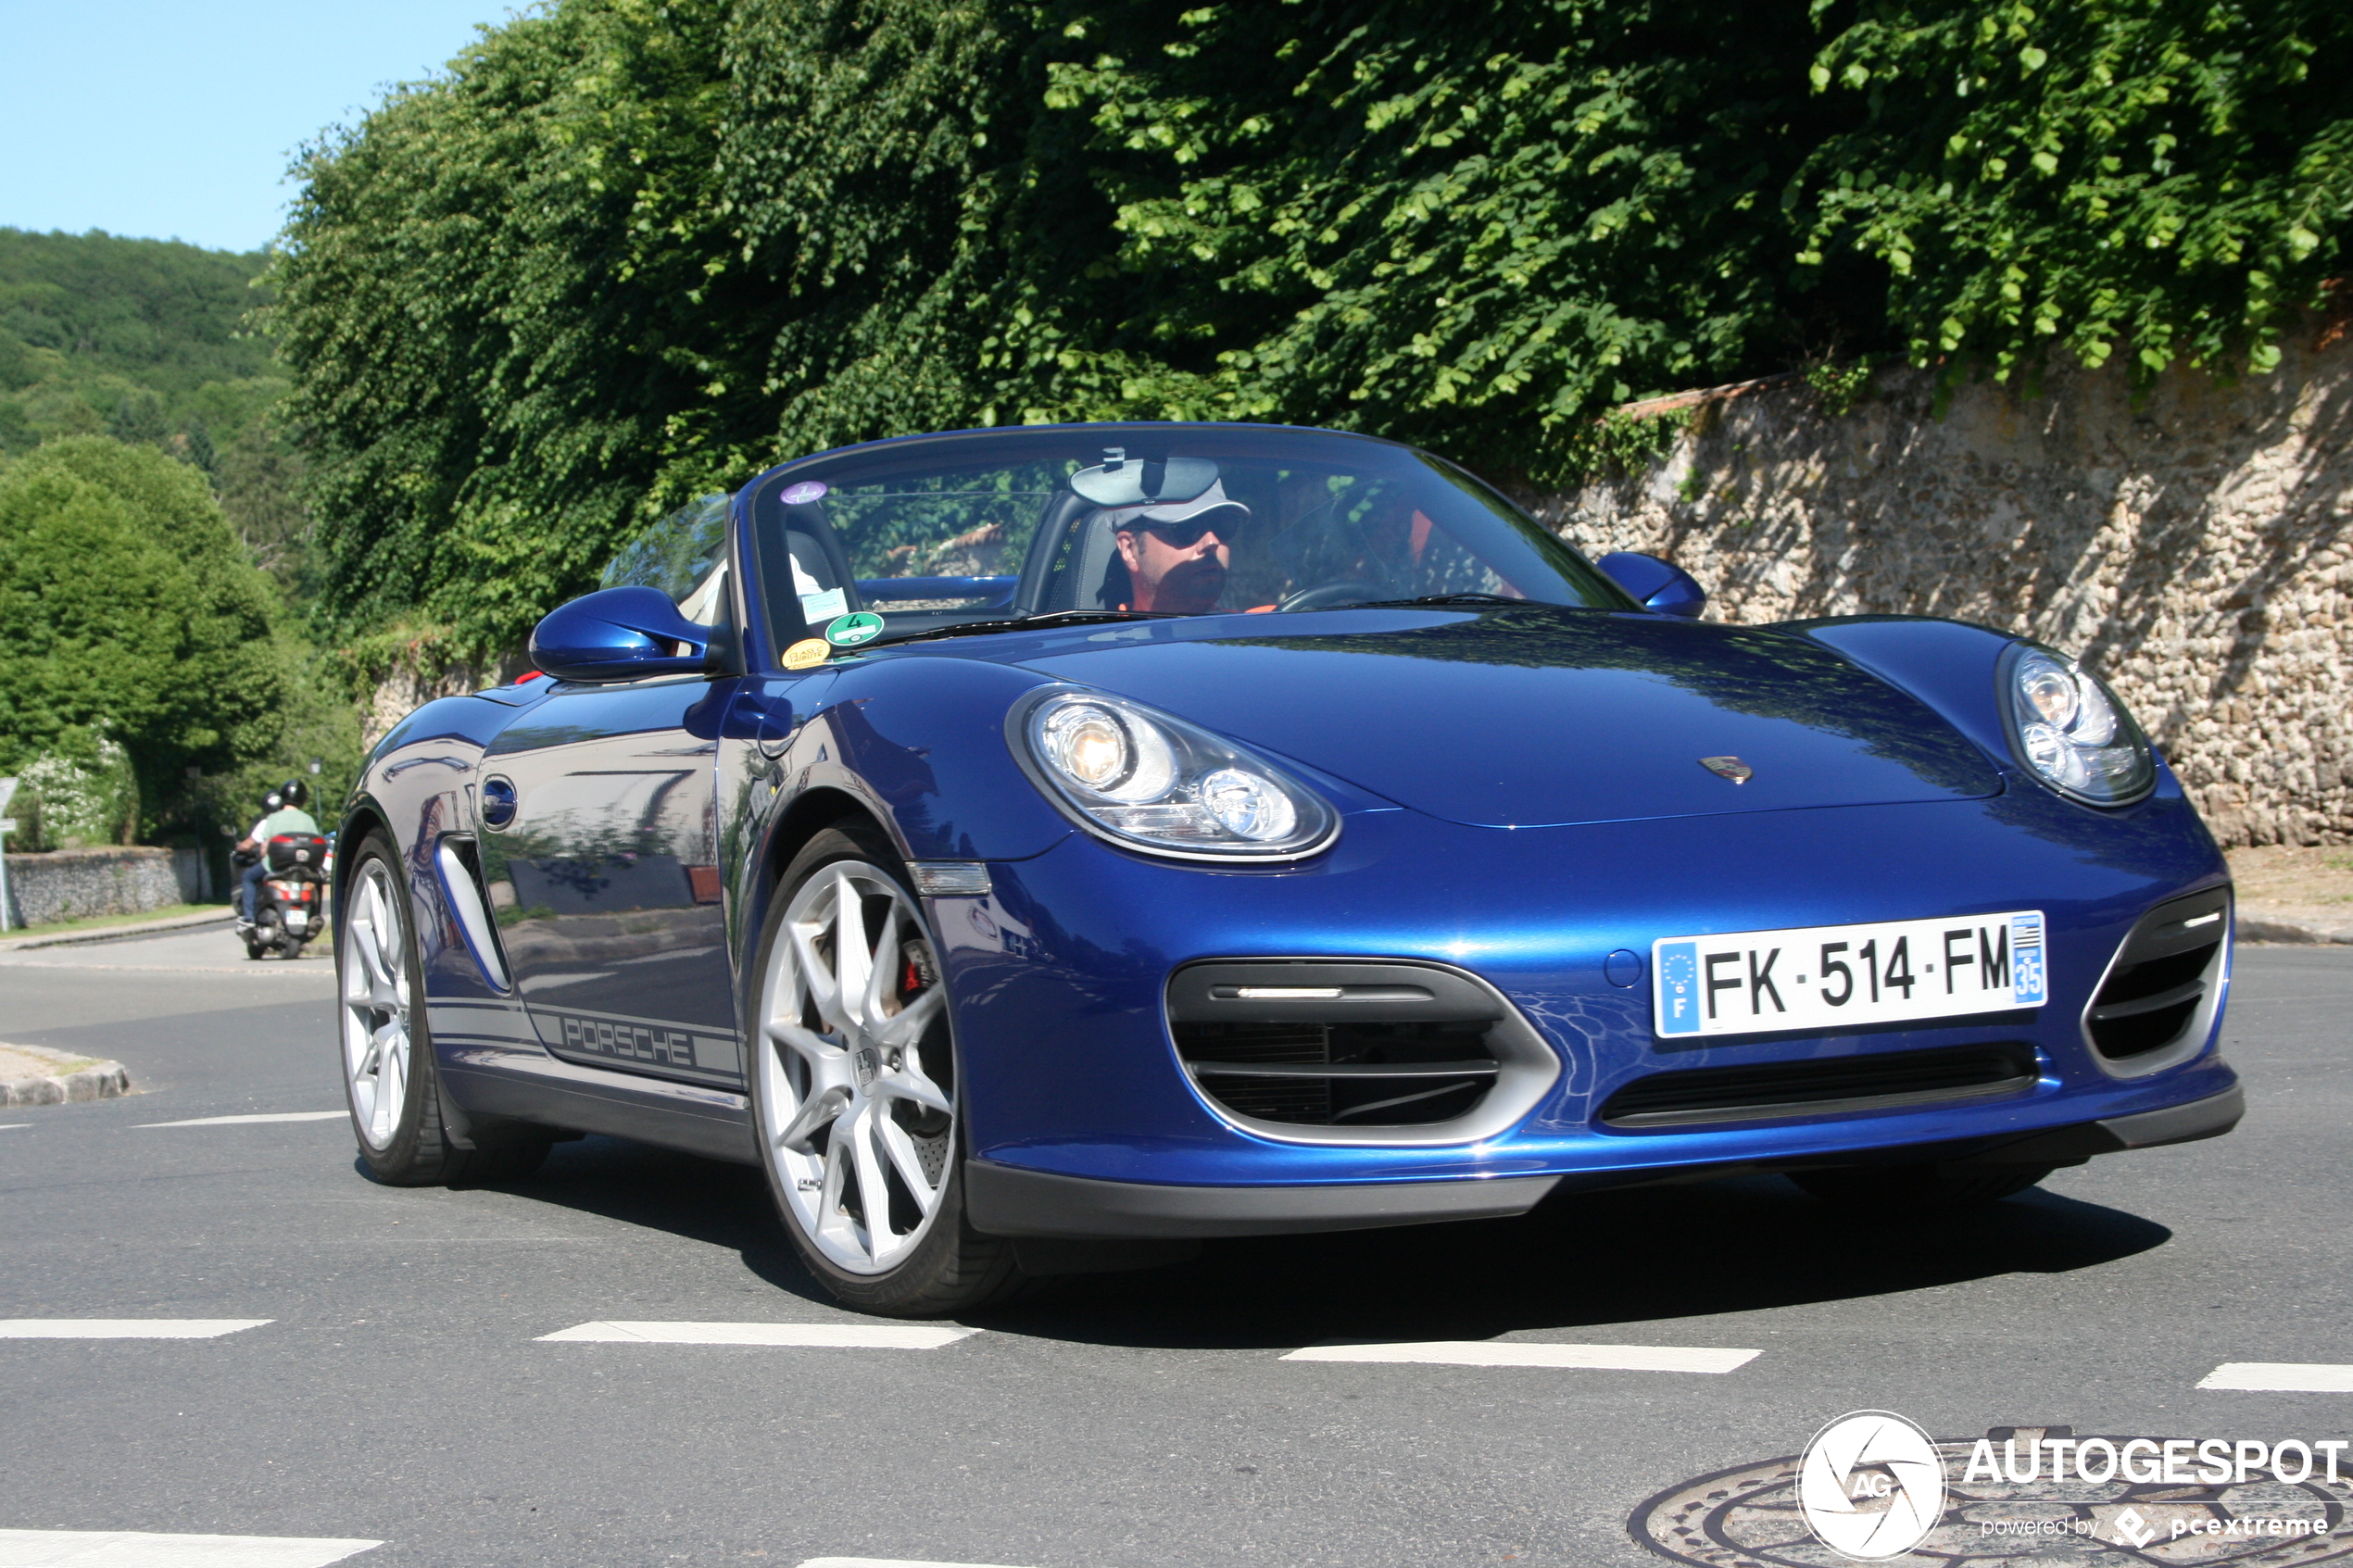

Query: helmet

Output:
[278, 778, 309, 809]
[263, 791, 283, 813]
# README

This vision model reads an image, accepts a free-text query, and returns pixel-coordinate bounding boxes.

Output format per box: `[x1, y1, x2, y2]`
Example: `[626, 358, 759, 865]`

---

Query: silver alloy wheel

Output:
[341, 858, 412, 1149]
[756, 859, 955, 1274]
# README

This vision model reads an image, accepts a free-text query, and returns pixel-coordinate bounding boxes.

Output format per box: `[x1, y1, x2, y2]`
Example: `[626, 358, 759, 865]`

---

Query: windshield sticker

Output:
[824, 611, 885, 648]
[781, 480, 828, 506]
[782, 638, 830, 671]
[799, 586, 848, 623]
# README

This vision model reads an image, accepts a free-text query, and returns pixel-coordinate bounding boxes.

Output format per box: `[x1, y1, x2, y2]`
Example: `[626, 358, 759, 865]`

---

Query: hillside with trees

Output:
[271, 0, 2353, 672]
[0, 229, 315, 600]
[0, 233, 355, 858]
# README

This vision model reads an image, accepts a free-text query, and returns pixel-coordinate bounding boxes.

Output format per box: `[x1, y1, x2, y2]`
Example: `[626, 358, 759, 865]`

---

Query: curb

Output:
[0, 1045, 132, 1107]
[2238, 910, 2353, 945]
[0, 909, 237, 952]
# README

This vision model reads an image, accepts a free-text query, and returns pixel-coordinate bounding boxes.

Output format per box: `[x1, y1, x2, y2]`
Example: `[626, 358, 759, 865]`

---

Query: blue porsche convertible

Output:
[336, 421, 2241, 1314]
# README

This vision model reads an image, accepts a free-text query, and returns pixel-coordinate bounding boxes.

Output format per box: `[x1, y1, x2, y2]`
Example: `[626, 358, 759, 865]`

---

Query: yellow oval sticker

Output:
[782, 638, 830, 671]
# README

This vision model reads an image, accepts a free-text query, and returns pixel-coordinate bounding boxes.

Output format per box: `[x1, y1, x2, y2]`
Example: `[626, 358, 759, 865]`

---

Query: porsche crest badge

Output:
[1699, 756, 1753, 784]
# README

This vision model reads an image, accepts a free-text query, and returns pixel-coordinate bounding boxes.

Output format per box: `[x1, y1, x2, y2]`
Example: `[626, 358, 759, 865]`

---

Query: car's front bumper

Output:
[964, 1080, 2245, 1239]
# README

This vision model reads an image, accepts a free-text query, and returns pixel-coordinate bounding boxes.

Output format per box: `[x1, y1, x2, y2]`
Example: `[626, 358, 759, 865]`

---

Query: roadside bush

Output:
[6, 733, 138, 850]
[0, 436, 293, 834]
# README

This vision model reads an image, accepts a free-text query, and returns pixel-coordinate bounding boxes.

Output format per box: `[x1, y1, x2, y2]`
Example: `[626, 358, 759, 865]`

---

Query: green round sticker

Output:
[824, 610, 885, 648]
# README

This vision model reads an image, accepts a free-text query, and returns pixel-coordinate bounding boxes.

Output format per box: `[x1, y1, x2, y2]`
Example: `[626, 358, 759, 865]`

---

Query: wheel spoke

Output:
[875, 984, 945, 1049]
[774, 1084, 847, 1152]
[816, 1132, 850, 1239]
[847, 1105, 895, 1260]
[765, 1016, 844, 1064]
[787, 908, 841, 1027]
[375, 1025, 408, 1143]
[864, 905, 904, 1032]
[831, 870, 874, 1035]
[876, 1059, 950, 1116]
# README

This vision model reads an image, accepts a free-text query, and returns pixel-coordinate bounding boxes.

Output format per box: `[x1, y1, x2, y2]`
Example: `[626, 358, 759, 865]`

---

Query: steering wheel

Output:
[1276, 581, 1383, 612]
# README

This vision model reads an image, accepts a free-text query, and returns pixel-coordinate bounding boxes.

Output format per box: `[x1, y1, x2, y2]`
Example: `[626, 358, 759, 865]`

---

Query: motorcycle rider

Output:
[235, 780, 320, 932]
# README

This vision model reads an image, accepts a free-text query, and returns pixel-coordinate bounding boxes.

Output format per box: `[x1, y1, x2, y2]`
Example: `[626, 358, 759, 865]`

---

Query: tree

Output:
[0, 437, 292, 834]
[272, 0, 2353, 661]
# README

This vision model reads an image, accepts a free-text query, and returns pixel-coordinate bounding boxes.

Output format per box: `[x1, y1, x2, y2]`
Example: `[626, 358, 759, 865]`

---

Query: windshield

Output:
[742, 424, 1630, 651]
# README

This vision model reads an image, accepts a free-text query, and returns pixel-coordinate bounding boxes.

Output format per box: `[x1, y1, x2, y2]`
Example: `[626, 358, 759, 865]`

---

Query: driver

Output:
[1107, 481, 1251, 615]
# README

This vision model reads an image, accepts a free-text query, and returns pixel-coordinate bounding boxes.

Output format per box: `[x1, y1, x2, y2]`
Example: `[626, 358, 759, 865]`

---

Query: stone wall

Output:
[1528, 333, 2353, 847]
[3, 846, 185, 928]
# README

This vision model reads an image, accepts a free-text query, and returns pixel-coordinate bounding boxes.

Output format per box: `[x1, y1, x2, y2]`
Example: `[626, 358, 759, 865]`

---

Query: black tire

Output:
[245, 939, 266, 960]
[338, 828, 552, 1188]
[1789, 1162, 2055, 1210]
[746, 822, 1034, 1317]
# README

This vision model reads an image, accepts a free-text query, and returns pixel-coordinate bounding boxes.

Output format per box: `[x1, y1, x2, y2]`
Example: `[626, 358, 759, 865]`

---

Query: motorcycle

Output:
[235, 832, 332, 960]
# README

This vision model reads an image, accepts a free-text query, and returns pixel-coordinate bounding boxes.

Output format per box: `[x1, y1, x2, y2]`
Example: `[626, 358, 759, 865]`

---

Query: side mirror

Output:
[528, 587, 712, 683]
[1597, 552, 1706, 619]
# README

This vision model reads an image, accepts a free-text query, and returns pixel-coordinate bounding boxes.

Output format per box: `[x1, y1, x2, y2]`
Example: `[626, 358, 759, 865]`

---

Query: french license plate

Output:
[283, 910, 308, 931]
[1653, 910, 2045, 1040]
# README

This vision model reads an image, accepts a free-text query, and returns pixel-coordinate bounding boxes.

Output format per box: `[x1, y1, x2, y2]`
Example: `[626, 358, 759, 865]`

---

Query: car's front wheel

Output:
[748, 826, 1028, 1317]
[339, 832, 548, 1187]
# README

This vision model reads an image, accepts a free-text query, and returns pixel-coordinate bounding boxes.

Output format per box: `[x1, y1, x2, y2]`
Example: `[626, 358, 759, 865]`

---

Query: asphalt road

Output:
[0, 930, 2345, 1568]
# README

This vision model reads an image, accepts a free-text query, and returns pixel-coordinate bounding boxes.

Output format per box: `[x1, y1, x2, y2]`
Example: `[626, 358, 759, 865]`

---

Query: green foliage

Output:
[0, 437, 295, 834]
[1804, 358, 1878, 415]
[273, 0, 2352, 659]
[1796, 0, 2353, 383]
[9, 734, 140, 851]
[0, 229, 316, 604]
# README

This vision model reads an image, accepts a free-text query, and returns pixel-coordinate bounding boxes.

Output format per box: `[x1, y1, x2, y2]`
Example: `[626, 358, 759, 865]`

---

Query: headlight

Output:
[1013, 688, 1339, 859]
[2000, 644, 2154, 806]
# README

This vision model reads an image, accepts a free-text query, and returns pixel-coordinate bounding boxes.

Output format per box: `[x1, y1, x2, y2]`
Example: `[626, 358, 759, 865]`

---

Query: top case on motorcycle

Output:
[266, 834, 328, 872]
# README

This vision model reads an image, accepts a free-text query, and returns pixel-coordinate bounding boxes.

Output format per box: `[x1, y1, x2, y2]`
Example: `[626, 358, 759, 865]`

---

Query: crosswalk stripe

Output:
[136, 1112, 346, 1128]
[536, 1322, 981, 1348]
[2198, 1361, 2353, 1392]
[1281, 1340, 1760, 1373]
[0, 1320, 271, 1340]
[798, 1559, 1038, 1568]
[0, 1528, 379, 1565]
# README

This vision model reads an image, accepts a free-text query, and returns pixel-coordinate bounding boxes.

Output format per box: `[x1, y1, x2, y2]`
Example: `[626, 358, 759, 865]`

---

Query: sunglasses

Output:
[1121, 507, 1244, 548]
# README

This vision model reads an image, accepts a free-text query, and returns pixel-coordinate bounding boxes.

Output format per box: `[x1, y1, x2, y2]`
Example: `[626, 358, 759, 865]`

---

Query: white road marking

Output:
[0, 1529, 379, 1566]
[135, 1112, 346, 1128]
[799, 1559, 1038, 1568]
[1281, 1339, 1761, 1373]
[0, 1124, 27, 1131]
[0, 1320, 271, 1339]
[537, 1321, 981, 1348]
[2199, 1361, 2353, 1392]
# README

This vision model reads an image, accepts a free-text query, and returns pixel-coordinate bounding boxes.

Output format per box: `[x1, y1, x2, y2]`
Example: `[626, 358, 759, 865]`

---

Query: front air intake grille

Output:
[2085, 887, 2229, 1065]
[1166, 960, 1561, 1147]
[1597, 1043, 2039, 1129]
[1176, 1019, 1501, 1127]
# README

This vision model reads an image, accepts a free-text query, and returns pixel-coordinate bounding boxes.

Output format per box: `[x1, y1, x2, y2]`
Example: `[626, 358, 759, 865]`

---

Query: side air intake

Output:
[1166, 960, 1559, 1148]
[2083, 886, 2228, 1072]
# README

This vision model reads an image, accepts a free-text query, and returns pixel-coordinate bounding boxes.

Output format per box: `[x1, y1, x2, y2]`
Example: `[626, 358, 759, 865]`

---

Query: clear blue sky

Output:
[0, 1, 523, 254]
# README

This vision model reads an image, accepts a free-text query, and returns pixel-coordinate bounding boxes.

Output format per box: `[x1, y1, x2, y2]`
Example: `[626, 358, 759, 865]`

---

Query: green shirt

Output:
[253, 806, 321, 840]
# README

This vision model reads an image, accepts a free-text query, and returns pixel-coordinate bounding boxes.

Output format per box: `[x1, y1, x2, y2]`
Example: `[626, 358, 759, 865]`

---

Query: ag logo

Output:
[1797, 1411, 1945, 1561]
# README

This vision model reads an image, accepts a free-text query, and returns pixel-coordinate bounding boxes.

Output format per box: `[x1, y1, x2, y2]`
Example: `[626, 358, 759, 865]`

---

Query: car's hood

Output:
[1013, 608, 2002, 828]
